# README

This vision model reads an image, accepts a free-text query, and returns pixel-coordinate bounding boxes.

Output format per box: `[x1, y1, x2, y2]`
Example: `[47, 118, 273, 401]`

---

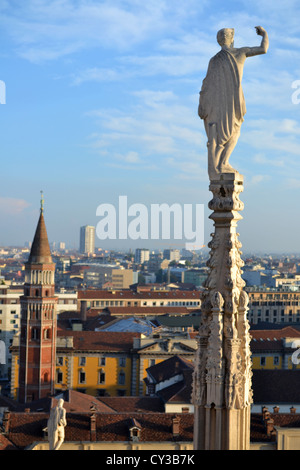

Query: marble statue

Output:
[199, 26, 269, 180]
[47, 399, 67, 451]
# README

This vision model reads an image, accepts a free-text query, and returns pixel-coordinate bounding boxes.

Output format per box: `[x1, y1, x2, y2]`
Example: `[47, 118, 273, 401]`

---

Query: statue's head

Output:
[58, 398, 64, 408]
[217, 28, 235, 48]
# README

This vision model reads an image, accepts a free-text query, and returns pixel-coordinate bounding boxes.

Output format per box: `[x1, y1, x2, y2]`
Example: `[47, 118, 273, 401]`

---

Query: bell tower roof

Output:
[28, 192, 52, 264]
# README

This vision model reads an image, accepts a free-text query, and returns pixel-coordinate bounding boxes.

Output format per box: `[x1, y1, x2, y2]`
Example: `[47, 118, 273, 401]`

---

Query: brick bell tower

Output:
[19, 193, 57, 403]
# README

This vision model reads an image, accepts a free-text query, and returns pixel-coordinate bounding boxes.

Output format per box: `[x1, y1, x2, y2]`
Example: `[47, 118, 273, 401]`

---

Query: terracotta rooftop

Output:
[57, 330, 141, 352]
[0, 433, 17, 451]
[27, 211, 52, 264]
[251, 327, 300, 341]
[3, 409, 300, 449]
[3, 411, 194, 448]
[98, 396, 164, 413]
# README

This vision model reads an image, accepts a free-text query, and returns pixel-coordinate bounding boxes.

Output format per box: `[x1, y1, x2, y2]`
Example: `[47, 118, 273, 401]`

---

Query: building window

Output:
[98, 370, 105, 384]
[260, 357, 266, 366]
[57, 357, 64, 366]
[273, 356, 280, 366]
[57, 370, 63, 384]
[130, 427, 141, 442]
[31, 328, 40, 341]
[119, 371, 126, 385]
[44, 328, 51, 340]
[119, 357, 126, 368]
[79, 357, 86, 367]
[79, 371, 86, 384]
[99, 357, 106, 366]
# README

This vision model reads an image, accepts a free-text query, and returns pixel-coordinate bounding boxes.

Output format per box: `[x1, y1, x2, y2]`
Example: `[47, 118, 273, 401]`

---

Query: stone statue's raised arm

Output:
[243, 26, 269, 57]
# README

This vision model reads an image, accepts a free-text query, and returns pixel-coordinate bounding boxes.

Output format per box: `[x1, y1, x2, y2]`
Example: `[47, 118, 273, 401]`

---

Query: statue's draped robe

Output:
[199, 49, 246, 146]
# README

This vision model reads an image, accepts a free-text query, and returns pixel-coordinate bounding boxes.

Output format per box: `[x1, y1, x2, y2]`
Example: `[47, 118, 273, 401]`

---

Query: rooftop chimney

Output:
[81, 300, 87, 322]
[172, 416, 180, 436]
[90, 413, 97, 442]
[2, 411, 10, 434]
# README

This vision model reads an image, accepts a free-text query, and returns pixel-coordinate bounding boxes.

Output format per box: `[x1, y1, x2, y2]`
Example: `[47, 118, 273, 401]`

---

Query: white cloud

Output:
[0, 0, 209, 62]
[86, 89, 204, 174]
[0, 197, 30, 215]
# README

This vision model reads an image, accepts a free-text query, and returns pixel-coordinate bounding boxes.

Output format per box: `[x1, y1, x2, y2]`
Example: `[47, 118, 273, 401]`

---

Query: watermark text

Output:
[96, 196, 204, 250]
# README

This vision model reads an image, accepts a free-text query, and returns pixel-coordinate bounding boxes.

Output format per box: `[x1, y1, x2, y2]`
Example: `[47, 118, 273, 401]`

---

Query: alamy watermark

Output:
[0, 80, 5, 105]
[96, 196, 204, 250]
[292, 80, 300, 105]
[0, 340, 5, 365]
[291, 340, 300, 365]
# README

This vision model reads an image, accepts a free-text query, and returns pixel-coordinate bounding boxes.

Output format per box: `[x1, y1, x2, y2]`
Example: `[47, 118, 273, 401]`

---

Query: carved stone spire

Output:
[193, 173, 252, 450]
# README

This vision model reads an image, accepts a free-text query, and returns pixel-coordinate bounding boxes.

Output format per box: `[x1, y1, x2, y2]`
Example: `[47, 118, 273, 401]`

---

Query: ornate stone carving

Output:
[193, 174, 252, 450]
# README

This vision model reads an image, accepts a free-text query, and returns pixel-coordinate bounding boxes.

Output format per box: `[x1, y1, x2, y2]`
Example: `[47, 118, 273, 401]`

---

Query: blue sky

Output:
[1, 0, 300, 253]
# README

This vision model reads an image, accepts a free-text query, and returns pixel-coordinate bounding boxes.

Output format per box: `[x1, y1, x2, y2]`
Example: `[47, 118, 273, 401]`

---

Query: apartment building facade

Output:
[77, 289, 201, 312]
[247, 287, 300, 324]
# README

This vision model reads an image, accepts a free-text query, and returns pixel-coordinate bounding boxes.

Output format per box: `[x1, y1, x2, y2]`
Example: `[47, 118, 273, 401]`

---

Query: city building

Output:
[134, 249, 150, 264]
[250, 326, 300, 370]
[77, 289, 201, 311]
[79, 226, 95, 255]
[0, 284, 23, 379]
[247, 287, 300, 324]
[82, 264, 137, 289]
[183, 268, 208, 288]
[10, 329, 197, 400]
[11, 330, 141, 399]
[163, 249, 181, 262]
[145, 355, 194, 413]
[132, 332, 197, 396]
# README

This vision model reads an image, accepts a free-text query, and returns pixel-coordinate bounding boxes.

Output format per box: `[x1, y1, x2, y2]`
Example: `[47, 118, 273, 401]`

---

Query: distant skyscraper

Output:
[134, 248, 150, 264]
[80, 225, 95, 255]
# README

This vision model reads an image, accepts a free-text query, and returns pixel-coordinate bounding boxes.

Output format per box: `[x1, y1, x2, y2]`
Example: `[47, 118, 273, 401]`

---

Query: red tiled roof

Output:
[6, 409, 300, 448]
[98, 396, 164, 413]
[251, 327, 300, 341]
[57, 330, 140, 352]
[6, 412, 49, 448]
[52, 390, 115, 413]
[5, 411, 193, 448]
[0, 434, 17, 451]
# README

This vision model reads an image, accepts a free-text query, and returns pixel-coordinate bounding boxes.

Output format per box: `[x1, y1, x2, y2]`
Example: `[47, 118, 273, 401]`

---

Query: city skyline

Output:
[1, 1, 300, 253]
